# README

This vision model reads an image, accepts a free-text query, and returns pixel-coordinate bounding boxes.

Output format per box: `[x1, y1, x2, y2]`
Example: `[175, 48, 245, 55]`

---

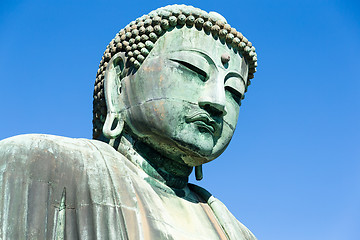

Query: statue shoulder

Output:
[0, 134, 137, 238]
[0, 134, 125, 181]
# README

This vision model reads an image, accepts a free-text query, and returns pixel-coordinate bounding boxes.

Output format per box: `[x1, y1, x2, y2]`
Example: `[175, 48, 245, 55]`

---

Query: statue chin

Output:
[132, 131, 212, 167]
[125, 118, 235, 167]
[177, 123, 235, 166]
[146, 133, 230, 167]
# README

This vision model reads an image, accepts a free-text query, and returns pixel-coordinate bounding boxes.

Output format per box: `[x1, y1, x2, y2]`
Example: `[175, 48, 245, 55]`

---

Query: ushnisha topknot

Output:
[93, 4, 258, 139]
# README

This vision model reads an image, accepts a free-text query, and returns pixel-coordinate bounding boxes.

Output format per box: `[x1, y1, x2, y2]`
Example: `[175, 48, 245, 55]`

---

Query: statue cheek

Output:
[125, 99, 183, 138]
[224, 101, 240, 126]
[211, 123, 235, 158]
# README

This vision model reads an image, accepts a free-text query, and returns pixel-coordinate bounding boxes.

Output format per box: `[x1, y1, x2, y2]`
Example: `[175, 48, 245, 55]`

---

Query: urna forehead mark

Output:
[221, 53, 230, 64]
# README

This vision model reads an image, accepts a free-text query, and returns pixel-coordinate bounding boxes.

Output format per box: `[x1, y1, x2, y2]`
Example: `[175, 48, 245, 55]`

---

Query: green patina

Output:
[0, 4, 258, 239]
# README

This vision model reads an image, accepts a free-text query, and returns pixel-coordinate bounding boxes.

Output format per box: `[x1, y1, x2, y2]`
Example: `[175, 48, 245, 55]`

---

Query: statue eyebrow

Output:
[225, 72, 245, 85]
[167, 50, 211, 77]
[170, 58, 208, 80]
[225, 71, 246, 85]
[168, 49, 215, 66]
[187, 49, 216, 66]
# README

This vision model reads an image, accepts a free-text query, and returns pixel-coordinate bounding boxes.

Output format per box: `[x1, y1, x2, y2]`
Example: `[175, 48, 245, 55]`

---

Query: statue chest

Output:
[131, 183, 228, 240]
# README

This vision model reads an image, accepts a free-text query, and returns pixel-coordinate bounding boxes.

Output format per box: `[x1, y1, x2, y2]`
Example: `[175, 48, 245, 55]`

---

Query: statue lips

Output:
[184, 111, 220, 136]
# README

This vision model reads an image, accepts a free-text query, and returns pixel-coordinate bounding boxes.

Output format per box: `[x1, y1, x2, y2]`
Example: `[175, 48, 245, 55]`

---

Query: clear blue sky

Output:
[1, 0, 359, 239]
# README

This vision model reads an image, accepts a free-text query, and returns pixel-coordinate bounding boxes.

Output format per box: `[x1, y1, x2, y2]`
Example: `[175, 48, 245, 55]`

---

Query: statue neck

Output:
[115, 134, 193, 189]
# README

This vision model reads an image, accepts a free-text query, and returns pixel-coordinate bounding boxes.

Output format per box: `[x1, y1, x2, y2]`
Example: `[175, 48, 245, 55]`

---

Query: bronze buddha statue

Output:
[0, 4, 257, 239]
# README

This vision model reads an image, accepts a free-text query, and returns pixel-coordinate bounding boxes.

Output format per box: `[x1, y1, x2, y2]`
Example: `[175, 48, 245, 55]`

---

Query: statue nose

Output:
[198, 77, 227, 117]
[199, 101, 227, 117]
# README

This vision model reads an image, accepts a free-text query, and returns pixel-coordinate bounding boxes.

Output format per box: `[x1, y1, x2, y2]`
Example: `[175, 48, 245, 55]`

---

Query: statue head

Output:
[92, 5, 257, 167]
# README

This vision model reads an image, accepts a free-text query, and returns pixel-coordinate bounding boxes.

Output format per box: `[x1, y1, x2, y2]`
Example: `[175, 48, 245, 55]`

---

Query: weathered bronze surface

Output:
[0, 4, 257, 239]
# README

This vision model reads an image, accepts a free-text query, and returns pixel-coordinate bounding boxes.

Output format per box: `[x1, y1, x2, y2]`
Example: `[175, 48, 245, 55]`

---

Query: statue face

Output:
[121, 27, 248, 166]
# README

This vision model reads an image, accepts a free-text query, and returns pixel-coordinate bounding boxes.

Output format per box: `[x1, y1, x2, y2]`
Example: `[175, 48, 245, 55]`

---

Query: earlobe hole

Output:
[111, 118, 119, 130]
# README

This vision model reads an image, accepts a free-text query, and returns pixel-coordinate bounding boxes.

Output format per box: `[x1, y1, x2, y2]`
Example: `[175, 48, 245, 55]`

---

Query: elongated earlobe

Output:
[103, 52, 126, 139]
[195, 165, 203, 181]
[103, 112, 124, 139]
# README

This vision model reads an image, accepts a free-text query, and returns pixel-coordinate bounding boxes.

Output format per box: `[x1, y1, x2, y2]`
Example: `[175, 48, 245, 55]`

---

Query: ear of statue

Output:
[103, 52, 126, 139]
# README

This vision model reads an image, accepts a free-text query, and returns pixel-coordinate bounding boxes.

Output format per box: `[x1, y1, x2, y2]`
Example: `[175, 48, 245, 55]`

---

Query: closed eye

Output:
[225, 86, 242, 104]
[170, 58, 207, 81]
[224, 74, 244, 105]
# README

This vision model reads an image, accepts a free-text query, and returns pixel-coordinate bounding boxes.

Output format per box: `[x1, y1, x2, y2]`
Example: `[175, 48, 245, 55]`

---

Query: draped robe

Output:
[0, 134, 256, 240]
